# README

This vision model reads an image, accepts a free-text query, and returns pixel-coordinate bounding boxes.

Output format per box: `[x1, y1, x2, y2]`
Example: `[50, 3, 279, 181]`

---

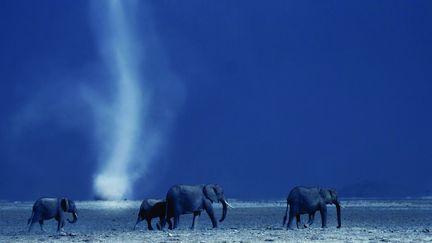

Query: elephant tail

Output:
[282, 202, 289, 226]
[27, 211, 34, 225]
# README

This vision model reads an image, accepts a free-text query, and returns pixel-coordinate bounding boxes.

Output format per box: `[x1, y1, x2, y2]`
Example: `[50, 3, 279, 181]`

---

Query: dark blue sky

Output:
[1, 1, 432, 200]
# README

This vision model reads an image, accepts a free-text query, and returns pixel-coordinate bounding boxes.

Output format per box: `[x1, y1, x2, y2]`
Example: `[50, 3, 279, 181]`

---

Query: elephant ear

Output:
[329, 189, 336, 198]
[319, 189, 332, 203]
[60, 198, 69, 212]
[203, 185, 218, 203]
[329, 189, 339, 202]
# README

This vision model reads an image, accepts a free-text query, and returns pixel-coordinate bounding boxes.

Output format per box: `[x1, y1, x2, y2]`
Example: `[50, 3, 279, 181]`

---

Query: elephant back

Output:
[287, 187, 301, 203]
[141, 199, 162, 210]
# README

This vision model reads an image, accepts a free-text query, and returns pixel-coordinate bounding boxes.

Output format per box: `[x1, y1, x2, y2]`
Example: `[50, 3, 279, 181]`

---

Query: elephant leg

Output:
[39, 220, 46, 232]
[286, 209, 296, 230]
[158, 218, 166, 230]
[173, 214, 180, 229]
[146, 218, 154, 230]
[319, 205, 327, 228]
[57, 218, 65, 232]
[167, 218, 173, 230]
[204, 201, 217, 228]
[191, 211, 201, 230]
[57, 220, 61, 232]
[296, 214, 301, 229]
[307, 213, 315, 228]
[164, 202, 176, 230]
[157, 216, 163, 230]
[304, 213, 315, 228]
[157, 216, 170, 230]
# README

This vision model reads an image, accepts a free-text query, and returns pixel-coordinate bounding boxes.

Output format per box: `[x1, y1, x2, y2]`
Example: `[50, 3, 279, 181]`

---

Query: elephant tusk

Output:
[225, 201, 234, 209]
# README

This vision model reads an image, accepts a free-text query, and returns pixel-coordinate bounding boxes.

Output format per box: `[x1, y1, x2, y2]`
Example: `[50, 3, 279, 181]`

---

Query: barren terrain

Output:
[1, 199, 431, 242]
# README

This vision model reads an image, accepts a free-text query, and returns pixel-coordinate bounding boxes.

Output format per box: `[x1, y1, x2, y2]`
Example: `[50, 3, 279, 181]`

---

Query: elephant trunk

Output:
[68, 212, 78, 224]
[219, 199, 228, 222]
[335, 202, 341, 228]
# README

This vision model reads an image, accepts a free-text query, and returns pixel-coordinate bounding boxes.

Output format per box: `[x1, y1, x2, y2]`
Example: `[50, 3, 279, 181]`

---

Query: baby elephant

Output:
[283, 186, 341, 229]
[134, 199, 172, 230]
[28, 197, 78, 232]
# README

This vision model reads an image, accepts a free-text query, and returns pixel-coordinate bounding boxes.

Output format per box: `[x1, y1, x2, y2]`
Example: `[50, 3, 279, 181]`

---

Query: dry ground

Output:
[1, 199, 431, 242]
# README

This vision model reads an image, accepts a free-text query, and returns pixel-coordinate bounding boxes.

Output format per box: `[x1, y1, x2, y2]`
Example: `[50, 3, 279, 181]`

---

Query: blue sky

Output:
[1, 1, 432, 200]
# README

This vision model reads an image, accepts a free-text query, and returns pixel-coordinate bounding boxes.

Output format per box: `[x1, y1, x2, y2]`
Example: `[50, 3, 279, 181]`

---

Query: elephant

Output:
[282, 186, 341, 229]
[160, 184, 233, 230]
[133, 199, 172, 230]
[27, 197, 78, 232]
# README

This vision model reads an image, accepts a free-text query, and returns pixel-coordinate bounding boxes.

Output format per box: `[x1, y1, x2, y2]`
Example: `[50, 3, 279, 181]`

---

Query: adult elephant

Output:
[282, 187, 341, 229]
[161, 184, 233, 229]
[28, 197, 78, 232]
[133, 199, 172, 230]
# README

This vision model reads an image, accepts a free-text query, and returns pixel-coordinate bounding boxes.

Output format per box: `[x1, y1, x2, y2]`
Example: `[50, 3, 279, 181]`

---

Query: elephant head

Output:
[320, 189, 341, 228]
[61, 198, 78, 224]
[203, 184, 232, 222]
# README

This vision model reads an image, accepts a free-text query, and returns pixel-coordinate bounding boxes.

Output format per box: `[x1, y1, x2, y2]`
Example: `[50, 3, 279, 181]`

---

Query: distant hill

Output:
[339, 180, 431, 198]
